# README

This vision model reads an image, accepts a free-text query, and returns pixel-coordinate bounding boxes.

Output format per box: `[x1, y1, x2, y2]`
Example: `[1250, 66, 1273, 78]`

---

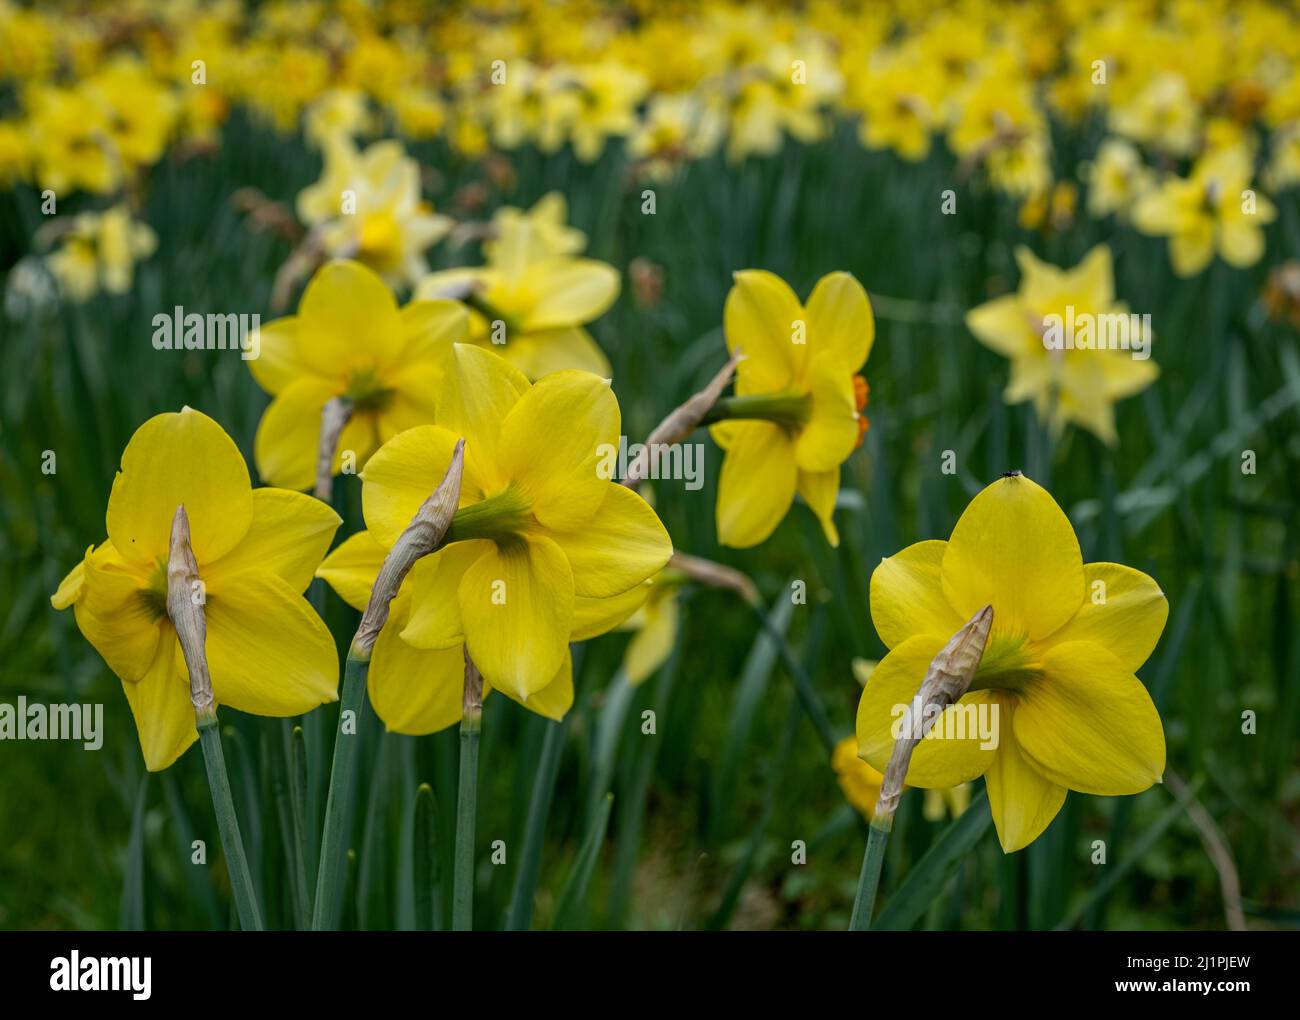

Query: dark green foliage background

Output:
[1, 113, 1297, 930]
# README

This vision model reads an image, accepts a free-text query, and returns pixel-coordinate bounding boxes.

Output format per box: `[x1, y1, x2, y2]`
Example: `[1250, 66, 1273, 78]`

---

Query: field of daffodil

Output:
[1, 0, 1298, 934]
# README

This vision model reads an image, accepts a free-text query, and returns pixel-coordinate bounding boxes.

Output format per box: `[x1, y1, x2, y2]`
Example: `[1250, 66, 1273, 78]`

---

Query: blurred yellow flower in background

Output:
[297, 137, 452, 289]
[43, 205, 157, 302]
[417, 216, 619, 379]
[1133, 145, 1277, 276]
[966, 244, 1158, 444]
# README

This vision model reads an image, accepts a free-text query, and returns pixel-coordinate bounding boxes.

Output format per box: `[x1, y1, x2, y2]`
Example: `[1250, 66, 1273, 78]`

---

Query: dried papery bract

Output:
[166, 504, 264, 930]
[166, 505, 214, 723]
[314, 395, 353, 503]
[353, 439, 465, 657]
[312, 439, 465, 929]
[668, 550, 758, 606]
[873, 605, 993, 827]
[849, 604, 992, 931]
[621, 352, 741, 490]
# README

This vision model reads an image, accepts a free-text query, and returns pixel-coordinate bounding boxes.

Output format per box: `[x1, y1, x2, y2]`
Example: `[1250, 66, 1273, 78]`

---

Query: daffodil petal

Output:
[856, 633, 998, 787]
[715, 420, 797, 548]
[205, 488, 340, 594]
[725, 269, 804, 394]
[459, 534, 573, 699]
[52, 550, 90, 610]
[624, 594, 678, 685]
[794, 354, 859, 473]
[546, 483, 671, 598]
[805, 270, 873, 370]
[1015, 640, 1165, 795]
[296, 259, 403, 376]
[503, 326, 612, 379]
[941, 473, 1085, 641]
[985, 698, 1067, 853]
[316, 530, 386, 611]
[797, 468, 840, 546]
[369, 624, 465, 735]
[75, 544, 165, 684]
[966, 294, 1035, 358]
[571, 582, 651, 641]
[522, 259, 619, 330]
[402, 540, 493, 649]
[493, 648, 574, 721]
[254, 377, 337, 492]
[380, 361, 442, 440]
[122, 637, 197, 772]
[248, 315, 316, 396]
[1047, 563, 1167, 672]
[107, 408, 254, 565]
[438, 344, 529, 489]
[204, 573, 340, 716]
[394, 298, 467, 365]
[499, 370, 620, 530]
[360, 424, 466, 548]
[870, 539, 967, 649]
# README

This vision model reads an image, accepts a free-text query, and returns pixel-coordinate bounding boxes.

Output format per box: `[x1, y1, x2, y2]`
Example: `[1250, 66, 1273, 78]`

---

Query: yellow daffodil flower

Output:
[85, 57, 180, 171]
[24, 84, 121, 195]
[44, 205, 157, 303]
[297, 137, 453, 289]
[627, 94, 724, 179]
[966, 244, 1158, 444]
[51, 408, 341, 771]
[1109, 72, 1200, 157]
[316, 530, 650, 732]
[416, 218, 619, 379]
[618, 571, 683, 685]
[709, 270, 874, 548]
[833, 735, 885, 819]
[1132, 145, 1277, 277]
[1082, 138, 1154, 220]
[250, 259, 467, 491]
[923, 784, 972, 822]
[848, 47, 943, 163]
[856, 473, 1168, 852]
[317, 344, 672, 712]
[485, 191, 587, 261]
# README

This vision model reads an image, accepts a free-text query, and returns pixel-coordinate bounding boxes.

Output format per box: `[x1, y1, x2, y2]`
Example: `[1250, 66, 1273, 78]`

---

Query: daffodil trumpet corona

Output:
[312, 440, 465, 931]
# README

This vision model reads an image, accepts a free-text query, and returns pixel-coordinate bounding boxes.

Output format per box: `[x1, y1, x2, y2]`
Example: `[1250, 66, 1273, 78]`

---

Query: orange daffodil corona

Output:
[316, 343, 672, 732]
[711, 269, 875, 548]
[251, 259, 467, 491]
[51, 408, 341, 771]
[856, 473, 1168, 853]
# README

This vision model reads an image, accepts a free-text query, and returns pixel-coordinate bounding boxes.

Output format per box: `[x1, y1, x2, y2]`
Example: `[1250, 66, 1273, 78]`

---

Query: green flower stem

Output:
[311, 650, 369, 930]
[699, 392, 812, 430]
[848, 818, 892, 931]
[452, 707, 482, 931]
[197, 714, 264, 931]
